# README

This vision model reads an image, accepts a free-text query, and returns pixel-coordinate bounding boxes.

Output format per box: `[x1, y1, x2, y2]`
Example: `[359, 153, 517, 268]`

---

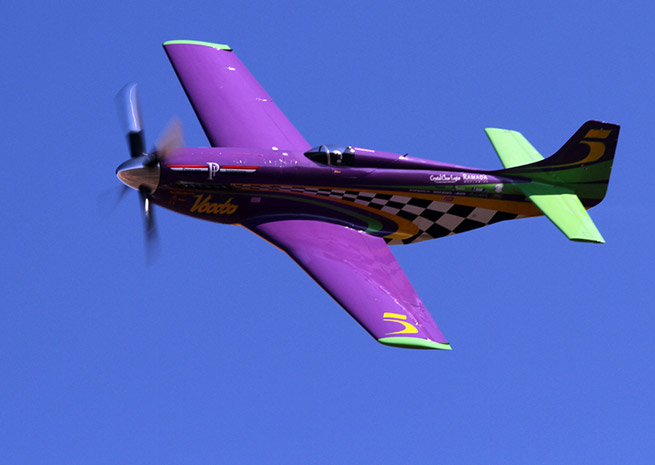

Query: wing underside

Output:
[163, 40, 309, 151]
[244, 219, 450, 350]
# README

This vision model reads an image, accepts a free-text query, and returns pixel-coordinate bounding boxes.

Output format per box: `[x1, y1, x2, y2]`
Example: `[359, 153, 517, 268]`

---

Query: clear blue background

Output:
[3, 1, 653, 463]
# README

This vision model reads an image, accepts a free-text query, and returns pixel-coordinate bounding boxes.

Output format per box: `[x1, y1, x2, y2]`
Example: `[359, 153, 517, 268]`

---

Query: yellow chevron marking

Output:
[383, 312, 419, 335]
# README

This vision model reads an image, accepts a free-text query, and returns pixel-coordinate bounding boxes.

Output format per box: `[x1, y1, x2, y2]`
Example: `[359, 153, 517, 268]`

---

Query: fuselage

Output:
[150, 146, 540, 245]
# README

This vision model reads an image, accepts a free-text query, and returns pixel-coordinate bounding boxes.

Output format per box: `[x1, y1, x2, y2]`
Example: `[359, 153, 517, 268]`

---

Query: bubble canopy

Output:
[304, 145, 479, 172]
[304, 145, 356, 166]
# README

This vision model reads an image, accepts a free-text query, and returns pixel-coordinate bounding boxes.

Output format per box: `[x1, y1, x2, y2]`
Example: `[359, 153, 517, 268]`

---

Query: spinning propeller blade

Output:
[154, 117, 184, 162]
[115, 83, 183, 262]
[140, 186, 159, 263]
[116, 83, 146, 159]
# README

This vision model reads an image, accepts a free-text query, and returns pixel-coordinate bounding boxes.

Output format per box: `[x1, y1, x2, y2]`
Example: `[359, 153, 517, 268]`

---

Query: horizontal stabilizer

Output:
[518, 183, 605, 243]
[485, 128, 544, 168]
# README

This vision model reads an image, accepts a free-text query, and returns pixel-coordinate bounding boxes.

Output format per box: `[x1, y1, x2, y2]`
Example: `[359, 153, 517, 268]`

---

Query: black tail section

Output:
[502, 121, 620, 206]
[532, 120, 619, 170]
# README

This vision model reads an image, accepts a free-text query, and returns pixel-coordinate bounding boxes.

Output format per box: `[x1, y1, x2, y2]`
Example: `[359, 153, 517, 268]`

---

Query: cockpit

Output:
[303, 145, 465, 171]
[304, 145, 356, 166]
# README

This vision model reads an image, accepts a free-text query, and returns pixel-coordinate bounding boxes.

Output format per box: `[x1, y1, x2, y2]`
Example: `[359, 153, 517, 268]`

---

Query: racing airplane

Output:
[116, 40, 619, 350]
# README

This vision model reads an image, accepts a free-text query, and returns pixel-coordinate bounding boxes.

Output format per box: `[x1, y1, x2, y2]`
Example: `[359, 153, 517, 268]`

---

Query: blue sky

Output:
[2, 1, 654, 463]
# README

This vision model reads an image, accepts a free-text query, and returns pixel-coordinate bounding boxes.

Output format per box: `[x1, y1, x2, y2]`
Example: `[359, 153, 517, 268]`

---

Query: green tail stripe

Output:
[378, 337, 452, 350]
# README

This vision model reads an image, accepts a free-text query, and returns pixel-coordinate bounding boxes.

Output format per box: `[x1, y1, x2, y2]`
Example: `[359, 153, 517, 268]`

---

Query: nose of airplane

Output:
[116, 154, 160, 193]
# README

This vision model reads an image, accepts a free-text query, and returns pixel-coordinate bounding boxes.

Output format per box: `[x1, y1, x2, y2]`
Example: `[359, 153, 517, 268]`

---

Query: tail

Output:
[486, 121, 620, 243]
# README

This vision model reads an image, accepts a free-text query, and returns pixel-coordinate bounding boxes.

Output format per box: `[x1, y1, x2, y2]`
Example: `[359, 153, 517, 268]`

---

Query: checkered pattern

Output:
[234, 184, 519, 244]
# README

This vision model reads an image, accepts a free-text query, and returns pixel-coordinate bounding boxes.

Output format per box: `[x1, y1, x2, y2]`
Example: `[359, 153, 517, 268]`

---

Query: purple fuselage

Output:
[153, 146, 531, 244]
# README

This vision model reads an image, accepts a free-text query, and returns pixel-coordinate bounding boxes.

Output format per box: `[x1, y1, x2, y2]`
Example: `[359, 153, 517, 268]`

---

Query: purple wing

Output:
[246, 220, 451, 350]
[163, 40, 310, 151]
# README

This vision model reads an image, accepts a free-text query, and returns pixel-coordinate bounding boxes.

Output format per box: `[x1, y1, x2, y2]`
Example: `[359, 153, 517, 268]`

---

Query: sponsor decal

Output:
[429, 173, 462, 183]
[462, 173, 489, 183]
[190, 194, 238, 215]
[383, 312, 419, 335]
[494, 184, 504, 193]
[429, 173, 491, 184]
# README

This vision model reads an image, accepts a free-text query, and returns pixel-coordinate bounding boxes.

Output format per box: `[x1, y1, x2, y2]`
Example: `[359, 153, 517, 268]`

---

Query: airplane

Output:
[115, 40, 619, 350]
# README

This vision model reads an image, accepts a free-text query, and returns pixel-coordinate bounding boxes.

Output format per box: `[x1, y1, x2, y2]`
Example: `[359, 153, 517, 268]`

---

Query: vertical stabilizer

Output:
[491, 121, 619, 243]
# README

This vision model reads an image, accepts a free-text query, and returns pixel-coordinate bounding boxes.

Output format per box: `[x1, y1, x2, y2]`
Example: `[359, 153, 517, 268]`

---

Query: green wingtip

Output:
[378, 337, 452, 350]
[163, 40, 232, 51]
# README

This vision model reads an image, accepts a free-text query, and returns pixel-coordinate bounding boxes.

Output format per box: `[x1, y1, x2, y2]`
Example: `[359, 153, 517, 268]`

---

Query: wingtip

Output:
[163, 40, 233, 51]
[378, 337, 452, 350]
[570, 236, 605, 244]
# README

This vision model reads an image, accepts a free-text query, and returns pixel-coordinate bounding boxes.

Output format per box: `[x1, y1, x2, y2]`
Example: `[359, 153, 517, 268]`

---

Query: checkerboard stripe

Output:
[234, 185, 519, 244]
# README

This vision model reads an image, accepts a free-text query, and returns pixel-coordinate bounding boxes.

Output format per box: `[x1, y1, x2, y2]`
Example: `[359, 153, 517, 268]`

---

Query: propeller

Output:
[115, 83, 184, 262]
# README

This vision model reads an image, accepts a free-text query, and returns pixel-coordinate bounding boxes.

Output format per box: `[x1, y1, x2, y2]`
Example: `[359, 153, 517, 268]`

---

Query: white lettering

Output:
[462, 173, 489, 183]
[207, 162, 220, 180]
[429, 173, 462, 183]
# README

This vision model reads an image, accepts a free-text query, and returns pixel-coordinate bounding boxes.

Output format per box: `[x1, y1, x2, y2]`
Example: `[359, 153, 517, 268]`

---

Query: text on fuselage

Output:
[190, 194, 238, 215]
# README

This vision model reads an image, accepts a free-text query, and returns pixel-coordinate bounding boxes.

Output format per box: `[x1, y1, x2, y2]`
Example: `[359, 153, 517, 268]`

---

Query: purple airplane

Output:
[116, 40, 619, 350]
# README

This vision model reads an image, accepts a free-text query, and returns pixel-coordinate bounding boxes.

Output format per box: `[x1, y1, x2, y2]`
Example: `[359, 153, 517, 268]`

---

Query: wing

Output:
[245, 219, 451, 350]
[163, 40, 310, 151]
